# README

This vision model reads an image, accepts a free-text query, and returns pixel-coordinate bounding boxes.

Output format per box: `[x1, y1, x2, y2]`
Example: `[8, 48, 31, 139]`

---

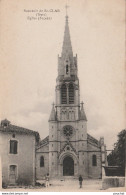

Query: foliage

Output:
[107, 129, 126, 175]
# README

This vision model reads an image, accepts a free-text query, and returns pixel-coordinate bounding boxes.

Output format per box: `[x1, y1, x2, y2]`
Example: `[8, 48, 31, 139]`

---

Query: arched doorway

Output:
[63, 156, 74, 176]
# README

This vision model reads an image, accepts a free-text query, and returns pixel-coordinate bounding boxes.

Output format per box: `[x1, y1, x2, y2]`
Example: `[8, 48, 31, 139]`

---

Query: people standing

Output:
[45, 173, 49, 187]
[79, 175, 83, 188]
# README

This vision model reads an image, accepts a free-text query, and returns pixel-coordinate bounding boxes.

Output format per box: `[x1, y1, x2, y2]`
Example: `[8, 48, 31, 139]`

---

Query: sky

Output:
[0, 0, 125, 152]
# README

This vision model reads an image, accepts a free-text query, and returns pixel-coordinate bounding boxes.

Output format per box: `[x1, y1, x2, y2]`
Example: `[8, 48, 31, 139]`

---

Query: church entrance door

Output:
[63, 156, 74, 176]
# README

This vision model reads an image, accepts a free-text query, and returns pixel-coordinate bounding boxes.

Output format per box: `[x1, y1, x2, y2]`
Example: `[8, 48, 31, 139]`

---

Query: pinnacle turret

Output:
[80, 102, 87, 121]
[49, 103, 56, 121]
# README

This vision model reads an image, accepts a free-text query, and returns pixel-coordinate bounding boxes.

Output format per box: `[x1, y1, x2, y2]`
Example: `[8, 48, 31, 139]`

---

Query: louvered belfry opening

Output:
[61, 84, 67, 104]
[69, 83, 74, 104]
[61, 83, 74, 104]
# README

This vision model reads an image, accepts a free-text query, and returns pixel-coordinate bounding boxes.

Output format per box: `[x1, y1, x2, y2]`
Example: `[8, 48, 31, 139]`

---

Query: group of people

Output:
[45, 173, 83, 188]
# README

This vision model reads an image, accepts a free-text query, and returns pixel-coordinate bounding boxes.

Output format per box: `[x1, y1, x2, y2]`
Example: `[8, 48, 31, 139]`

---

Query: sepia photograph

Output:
[0, 0, 125, 193]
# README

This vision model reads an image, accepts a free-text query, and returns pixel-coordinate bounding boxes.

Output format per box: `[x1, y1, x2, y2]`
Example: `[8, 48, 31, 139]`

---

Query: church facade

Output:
[36, 14, 107, 179]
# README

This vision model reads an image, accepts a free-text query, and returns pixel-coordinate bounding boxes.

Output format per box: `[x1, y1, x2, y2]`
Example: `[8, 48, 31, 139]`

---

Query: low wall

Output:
[102, 177, 125, 190]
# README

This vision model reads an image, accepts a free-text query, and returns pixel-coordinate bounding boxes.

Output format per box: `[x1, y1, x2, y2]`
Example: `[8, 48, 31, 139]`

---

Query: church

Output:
[0, 11, 108, 187]
[36, 12, 107, 179]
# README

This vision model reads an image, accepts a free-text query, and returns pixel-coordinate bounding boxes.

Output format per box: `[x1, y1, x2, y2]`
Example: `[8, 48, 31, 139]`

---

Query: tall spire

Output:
[57, 4, 77, 78]
[61, 5, 73, 57]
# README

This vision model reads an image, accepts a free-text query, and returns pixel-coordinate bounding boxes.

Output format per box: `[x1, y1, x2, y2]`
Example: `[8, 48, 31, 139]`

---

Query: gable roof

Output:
[36, 136, 49, 149]
[58, 141, 78, 157]
[0, 123, 40, 142]
[87, 133, 99, 146]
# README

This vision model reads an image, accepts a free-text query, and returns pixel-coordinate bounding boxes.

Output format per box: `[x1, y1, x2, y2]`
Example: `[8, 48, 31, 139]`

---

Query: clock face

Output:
[63, 125, 73, 138]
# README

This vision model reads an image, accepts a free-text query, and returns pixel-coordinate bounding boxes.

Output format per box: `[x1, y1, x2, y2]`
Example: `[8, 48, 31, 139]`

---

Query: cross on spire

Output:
[65, 4, 69, 16]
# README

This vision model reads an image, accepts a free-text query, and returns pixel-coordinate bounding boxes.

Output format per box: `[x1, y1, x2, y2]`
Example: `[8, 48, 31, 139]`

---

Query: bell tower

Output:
[56, 13, 80, 120]
[49, 8, 88, 178]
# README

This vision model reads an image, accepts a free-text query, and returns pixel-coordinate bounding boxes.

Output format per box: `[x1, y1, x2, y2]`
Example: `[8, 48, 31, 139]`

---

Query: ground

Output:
[1, 179, 126, 192]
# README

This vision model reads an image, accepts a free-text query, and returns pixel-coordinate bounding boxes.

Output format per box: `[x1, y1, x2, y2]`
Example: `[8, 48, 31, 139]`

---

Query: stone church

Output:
[36, 14, 107, 179]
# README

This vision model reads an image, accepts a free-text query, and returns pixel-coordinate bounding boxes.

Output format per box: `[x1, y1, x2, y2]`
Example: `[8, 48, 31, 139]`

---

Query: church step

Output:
[60, 176, 78, 180]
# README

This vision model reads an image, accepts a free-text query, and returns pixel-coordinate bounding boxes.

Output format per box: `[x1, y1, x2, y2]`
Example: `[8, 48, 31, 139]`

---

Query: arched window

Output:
[40, 156, 44, 167]
[92, 155, 97, 166]
[61, 84, 67, 104]
[69, 84, 74, 104]
[66, 64, 69, 74]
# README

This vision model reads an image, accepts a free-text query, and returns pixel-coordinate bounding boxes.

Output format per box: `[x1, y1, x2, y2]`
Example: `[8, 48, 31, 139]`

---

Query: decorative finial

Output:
[81, 101, 84, 108]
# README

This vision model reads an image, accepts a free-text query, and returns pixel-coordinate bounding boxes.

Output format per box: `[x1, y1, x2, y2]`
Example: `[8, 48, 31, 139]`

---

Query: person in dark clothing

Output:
[79, 175, 83, 188]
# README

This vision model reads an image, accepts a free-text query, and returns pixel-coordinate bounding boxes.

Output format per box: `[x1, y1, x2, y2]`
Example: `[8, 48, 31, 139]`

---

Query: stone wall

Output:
[87, 142, 102, 178]
[102, 177, 125, 189]
[36, 144, 49, 179]
[0, 132, 36, 186]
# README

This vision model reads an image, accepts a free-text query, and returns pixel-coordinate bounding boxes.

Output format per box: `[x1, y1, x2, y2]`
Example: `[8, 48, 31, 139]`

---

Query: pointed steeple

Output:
[80, 102, 87, 121]
[61, 11, 73, 57]
[57, 5, 78, 80]
[49, 103, 56, 121]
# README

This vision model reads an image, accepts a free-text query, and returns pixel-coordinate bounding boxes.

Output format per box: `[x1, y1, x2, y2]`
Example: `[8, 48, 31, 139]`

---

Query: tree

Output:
[107, 129, 126, 176]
